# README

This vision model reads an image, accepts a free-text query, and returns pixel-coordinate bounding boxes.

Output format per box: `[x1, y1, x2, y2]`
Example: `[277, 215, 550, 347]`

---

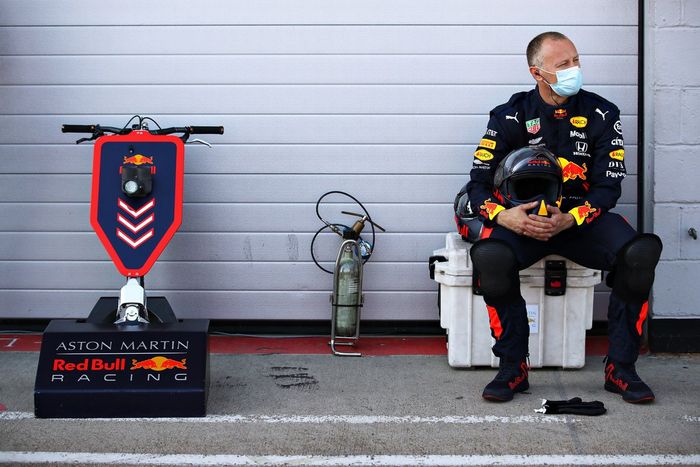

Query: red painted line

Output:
[585, 336, 608, 356]
[0, 333, 627, 357]
[0, 334, 447, 355]
[209, 336, 447, 356]
[0, 403, 6, 413]
[0, 334, 42, 352]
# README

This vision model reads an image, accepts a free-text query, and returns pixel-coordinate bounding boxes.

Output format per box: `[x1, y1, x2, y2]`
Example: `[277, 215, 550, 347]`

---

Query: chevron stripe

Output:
[116, 228, 154, 249]
[118, 198, 155, 219]
[117, 213, 154, 234]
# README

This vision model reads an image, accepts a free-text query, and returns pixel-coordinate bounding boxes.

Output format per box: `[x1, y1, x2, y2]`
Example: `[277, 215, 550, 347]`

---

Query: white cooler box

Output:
[431, 233, 601, 369]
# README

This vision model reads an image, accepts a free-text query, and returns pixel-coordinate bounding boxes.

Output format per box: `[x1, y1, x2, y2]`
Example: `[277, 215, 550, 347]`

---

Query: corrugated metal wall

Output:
[0, 0, 638, 320]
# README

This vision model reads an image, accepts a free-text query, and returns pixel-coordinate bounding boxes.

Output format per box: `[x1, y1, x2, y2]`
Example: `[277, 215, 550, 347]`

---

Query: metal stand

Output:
[329, 295, 363, 357]
[329, 239, 364, 357]
[86, 297, 177, 325]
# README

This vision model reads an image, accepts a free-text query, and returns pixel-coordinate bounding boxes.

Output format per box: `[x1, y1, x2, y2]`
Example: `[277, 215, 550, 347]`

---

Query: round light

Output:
[123, 180, 139, 195]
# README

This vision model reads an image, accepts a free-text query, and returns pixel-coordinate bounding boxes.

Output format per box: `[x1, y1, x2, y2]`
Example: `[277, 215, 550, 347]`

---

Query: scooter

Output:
[311, 191, 385, 356]
[62, 116, 224, 325]
[34, 116, 223, 418]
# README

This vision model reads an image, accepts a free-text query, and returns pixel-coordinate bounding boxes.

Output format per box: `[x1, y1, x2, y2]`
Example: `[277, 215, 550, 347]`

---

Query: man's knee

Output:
[607, 234, 662, 304]
[470, 239, 519, 300]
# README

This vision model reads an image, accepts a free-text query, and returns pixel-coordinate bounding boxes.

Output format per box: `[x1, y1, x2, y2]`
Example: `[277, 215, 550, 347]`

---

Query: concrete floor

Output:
[0, 351, 699, 466]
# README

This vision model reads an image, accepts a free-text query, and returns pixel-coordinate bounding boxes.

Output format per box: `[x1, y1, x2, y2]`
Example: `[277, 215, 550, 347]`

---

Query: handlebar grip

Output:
[62, 124, 96, 133]
[187, 126, 224, 135]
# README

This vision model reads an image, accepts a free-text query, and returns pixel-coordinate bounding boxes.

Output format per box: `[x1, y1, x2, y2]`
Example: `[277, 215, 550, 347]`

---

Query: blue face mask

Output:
[538, 66, 583, 97]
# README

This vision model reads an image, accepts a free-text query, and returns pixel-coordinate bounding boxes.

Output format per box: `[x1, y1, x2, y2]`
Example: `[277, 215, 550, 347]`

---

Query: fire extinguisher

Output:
[311, 191, 385, 356]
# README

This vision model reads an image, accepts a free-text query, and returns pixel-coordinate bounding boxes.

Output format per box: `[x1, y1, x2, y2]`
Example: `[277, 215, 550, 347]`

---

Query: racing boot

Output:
[482, 357, 529, 402]
[604, 357, 655, 403]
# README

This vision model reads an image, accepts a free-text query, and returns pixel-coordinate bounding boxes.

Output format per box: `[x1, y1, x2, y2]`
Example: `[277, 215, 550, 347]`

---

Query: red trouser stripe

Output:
[636, 301, 649, 336]
[486, 305, 503, 340]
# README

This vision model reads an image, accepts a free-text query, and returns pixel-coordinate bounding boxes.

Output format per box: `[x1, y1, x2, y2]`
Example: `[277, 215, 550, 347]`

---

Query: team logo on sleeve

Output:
[614, 120, 623, 134]
[479, 138, 497, 150]
[480, 199, 505, 221]
[525, 118, 541, 134]
[474, 149, 494, 161]
[570, 116, 587, 128]
[569, 201, 598, 225]
[609, 149, 625, 161]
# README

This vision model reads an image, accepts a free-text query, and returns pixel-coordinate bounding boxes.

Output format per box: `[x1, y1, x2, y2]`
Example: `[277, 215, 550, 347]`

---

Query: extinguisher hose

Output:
[311, 191, 378, 274]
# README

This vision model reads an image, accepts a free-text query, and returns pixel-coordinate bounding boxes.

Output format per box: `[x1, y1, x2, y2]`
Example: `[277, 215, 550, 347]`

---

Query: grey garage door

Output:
[0, 0, 638, 320]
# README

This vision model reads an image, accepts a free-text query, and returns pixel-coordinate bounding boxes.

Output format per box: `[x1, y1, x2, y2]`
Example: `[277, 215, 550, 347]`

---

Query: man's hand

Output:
[538, 205, 576, 238]
[496, 202, 575, 241]
[495, 201, 548, 239]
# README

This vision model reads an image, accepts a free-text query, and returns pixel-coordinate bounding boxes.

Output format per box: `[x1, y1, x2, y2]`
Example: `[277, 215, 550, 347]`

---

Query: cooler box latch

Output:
[428, 255, 448, 280]
[545, 260, 567, 296]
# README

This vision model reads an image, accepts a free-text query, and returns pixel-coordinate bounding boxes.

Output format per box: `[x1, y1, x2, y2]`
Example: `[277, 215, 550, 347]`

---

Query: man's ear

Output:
[529, 66, 542, 81]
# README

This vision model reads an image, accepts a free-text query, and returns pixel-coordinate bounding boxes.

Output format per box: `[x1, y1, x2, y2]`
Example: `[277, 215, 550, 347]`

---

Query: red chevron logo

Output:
[117, 198, 155, 248]
[118, 198, 155, 218]
[116, 228, 154, 249]
[117, 213, 154, 233]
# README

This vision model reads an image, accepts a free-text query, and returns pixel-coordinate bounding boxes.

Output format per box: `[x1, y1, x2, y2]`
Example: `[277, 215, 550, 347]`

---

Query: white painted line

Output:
[0, 337, 18, 348]
[0, 412, 33, 420]
[0, 452, 699, 466]
[682, 415, 700, 422]
[0, 412, 577, 424]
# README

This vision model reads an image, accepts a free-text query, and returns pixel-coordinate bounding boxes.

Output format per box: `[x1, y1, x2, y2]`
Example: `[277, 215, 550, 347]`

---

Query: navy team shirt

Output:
[466, 87, 627, 227]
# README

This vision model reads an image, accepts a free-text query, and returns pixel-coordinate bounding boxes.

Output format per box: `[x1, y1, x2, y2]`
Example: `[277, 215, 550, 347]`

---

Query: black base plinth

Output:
[34, 318, 209, 418]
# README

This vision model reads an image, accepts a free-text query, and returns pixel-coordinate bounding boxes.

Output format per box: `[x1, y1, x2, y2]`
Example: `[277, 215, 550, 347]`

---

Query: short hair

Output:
[527, 31, 570, 67]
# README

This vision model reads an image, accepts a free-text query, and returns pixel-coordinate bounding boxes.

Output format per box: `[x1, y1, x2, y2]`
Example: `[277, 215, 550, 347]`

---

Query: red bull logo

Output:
[480, 199, 505, 221]
[575, 202, 596, 219]
[554, 108, 567, 119]
[131, 356, 187, 371]
[123, 154, 154, 165]
[52, 358, 127, 371]
[558, 157, 587, 182]
[569, 201, 598, 225]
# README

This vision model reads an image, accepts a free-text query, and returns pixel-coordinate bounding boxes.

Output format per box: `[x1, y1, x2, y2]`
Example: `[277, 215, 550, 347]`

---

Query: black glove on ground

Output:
[535, 397, 606, 416]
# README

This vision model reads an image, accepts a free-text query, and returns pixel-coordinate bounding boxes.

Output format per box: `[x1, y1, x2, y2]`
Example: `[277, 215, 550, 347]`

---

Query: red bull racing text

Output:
[49, 338, 191, 384]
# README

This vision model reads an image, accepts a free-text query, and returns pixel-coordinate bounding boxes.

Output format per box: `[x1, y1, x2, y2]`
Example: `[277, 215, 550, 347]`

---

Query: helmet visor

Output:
[507, 173, 561, 205]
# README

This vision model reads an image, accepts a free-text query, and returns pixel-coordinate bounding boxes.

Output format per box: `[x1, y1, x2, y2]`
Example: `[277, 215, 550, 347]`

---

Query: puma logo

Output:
[505, 112, 519, 123]
[596, 108, 609, 121]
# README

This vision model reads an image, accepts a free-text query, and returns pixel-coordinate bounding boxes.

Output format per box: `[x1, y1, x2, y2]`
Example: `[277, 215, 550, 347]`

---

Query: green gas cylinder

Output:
[333, 241, 362, 337]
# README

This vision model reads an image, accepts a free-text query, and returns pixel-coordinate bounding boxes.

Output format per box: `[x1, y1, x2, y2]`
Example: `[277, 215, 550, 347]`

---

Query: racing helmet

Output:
[453, 184, 483, 243]
[493, 146, 563, 212]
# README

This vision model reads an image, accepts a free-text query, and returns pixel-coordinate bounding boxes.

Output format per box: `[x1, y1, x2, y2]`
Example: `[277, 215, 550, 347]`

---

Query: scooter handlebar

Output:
[62, 124, 97, 133]
[186, 126, 224, 135]
[62, 123, 224, 138]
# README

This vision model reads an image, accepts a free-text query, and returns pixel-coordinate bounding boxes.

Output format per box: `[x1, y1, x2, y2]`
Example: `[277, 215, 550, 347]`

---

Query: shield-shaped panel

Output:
[90, 132, 184, 277]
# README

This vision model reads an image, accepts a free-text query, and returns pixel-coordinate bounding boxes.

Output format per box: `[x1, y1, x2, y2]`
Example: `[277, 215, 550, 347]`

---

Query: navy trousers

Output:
[480, 212, 648, 364]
